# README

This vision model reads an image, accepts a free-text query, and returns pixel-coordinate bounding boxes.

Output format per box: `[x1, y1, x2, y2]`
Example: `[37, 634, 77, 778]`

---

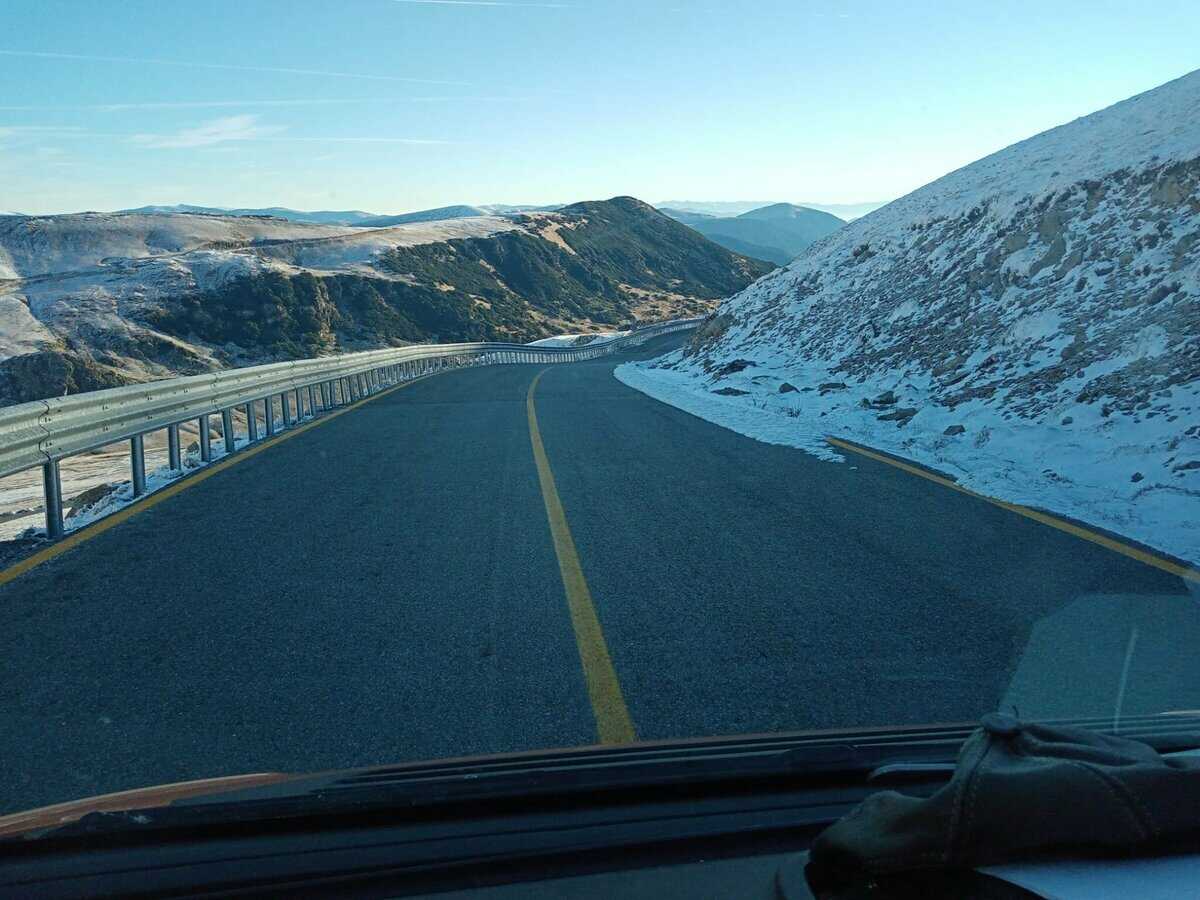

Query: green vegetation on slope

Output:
[135, 197, 773, 359]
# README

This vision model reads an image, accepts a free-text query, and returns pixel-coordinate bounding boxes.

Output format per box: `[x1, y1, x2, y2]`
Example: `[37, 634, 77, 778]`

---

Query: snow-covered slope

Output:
[619, 69, 1200, 563]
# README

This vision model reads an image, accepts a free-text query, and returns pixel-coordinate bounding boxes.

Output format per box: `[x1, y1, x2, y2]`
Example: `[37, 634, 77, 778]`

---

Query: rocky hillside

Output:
[0, 197, 770, 405]
[619, 70, 1200, 563]
[660, 202, 844, 265]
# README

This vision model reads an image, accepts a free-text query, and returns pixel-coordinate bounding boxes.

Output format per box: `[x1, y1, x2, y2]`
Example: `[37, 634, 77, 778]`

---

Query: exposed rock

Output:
[66, 482, 119, 518]
[1061, 416, 1074, 425]
[713, 359, 756, 378]
[932, 355, 964, 377]
[818, 382, 847, 391]
[1172, 460, 1200, 472]
[877, 407, 918, 423]
[712, 387, 749, 396]
[943, 425, 966, 435]
[778, 382, 799, 394]
[1131, 472, 1145, 482]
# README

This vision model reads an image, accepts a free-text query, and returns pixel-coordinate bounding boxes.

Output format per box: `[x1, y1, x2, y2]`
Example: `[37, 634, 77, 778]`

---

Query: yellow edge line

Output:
[526, 369, 637, 744]
[825, 436, 1200, 583]
[0, 377, 425, 589]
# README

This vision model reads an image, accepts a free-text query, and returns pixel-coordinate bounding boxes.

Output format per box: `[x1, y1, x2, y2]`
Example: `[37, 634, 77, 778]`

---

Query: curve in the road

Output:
[0, 330, 1195, 818]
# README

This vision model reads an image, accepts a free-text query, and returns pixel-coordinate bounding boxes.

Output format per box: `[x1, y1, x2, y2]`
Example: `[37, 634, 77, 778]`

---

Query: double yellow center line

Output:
[526, 370, 637, 744]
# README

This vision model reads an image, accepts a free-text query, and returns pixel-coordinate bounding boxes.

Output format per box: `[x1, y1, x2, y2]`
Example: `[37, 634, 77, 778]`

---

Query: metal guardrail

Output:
[0, 317, 701, 539]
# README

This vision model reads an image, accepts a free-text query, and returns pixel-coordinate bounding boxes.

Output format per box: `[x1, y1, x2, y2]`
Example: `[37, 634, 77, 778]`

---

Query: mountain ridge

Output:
[0, 197, 771, 405]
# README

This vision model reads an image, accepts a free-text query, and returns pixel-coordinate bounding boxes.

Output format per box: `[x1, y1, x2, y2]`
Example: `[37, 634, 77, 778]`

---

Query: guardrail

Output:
[0, 317, 701, 539]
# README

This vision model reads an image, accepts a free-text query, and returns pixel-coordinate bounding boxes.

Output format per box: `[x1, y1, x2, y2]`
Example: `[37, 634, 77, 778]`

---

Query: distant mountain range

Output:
[658, 200, 887, 221]
[659, 202, 845, 265]
[0, 197, 771, 405]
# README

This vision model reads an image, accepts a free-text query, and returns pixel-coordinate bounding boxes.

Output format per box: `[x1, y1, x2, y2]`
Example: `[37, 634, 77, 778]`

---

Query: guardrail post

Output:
[265, 397, 276, 435]
[42, 460, 64, 539]
[308, 384, 318, 413]
[168, 423, 181, 470]
[221, 408, 236, 455]
[282, 392, 293, 427]
[294, 388, 305, 421]
[130, 434, 147, 496]
[246, 402, 258, 442]
[199, 414, 212, 461]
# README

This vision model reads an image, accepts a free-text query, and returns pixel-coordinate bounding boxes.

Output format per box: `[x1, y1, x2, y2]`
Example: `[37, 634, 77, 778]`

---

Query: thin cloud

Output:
[393, 0, 572, 7]
[259, 136, 457, 145]
[0, 125, 85, 137]
[128, 115, 456, 148]
[0, 49, 470, 86]
[131, 115, 283, 149]
[0, 96, 529, 112]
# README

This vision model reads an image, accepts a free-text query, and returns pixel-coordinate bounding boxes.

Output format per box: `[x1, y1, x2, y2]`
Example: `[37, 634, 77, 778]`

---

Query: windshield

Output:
[1, 0, 1198, 834]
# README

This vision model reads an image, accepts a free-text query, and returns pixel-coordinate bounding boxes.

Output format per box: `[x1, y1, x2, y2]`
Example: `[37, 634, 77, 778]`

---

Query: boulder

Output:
[873, 390, 898, 406]
[943, 425, 966, 436]
[778, 382, 799, 394]
[818, 382, 847, 391]
[877, 407, 918, 423]
[713, 359, 755, 378]
[1131, 472, 1145, 483]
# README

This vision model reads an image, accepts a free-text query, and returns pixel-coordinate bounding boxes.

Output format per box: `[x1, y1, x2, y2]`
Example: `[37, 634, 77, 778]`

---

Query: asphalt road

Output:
[1, 332, 1195, 814]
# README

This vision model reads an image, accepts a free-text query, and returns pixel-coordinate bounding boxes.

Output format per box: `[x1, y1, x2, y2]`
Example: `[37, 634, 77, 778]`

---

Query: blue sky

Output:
[1, 0, 1197, 215]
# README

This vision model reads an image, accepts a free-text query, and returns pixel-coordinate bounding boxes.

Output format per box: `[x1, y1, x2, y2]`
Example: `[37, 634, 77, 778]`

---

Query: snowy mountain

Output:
[119, 204, 379, 225]
[622, 69, 1200, 563]
[353, 205, 489, 227]
[0, 199, 769, 405]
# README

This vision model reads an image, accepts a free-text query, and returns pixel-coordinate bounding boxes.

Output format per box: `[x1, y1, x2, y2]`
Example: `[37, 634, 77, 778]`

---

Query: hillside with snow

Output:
[0, 199, 768, 405]
[619, 70, 1200, 563]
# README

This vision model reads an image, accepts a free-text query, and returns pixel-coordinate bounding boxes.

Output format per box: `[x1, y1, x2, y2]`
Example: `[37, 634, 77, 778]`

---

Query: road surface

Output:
[1, 332, 1195, 814]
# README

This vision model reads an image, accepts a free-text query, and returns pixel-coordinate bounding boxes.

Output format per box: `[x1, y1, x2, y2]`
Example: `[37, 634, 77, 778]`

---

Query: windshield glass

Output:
[1, 0, 1198, 833]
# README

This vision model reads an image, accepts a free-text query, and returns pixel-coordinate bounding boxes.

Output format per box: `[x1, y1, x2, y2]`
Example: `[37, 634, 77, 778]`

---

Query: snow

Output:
[0, 295, 58, 357]
[617, 69, 1200, 566]
[528, 330, 629, 347]
[0, 211, 520, 281]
